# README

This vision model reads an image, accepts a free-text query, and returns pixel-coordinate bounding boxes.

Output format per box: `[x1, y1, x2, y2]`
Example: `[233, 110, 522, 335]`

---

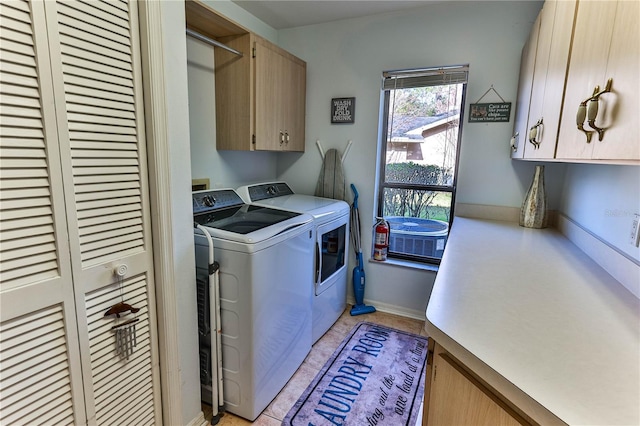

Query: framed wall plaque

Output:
[468, 102, 512, 123]
[468, 86, 511, 123]
[331, 97, 355, 124]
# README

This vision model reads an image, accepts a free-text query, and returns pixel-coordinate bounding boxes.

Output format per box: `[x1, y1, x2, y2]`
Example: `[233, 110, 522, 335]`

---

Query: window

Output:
[377, 65, 468, 264]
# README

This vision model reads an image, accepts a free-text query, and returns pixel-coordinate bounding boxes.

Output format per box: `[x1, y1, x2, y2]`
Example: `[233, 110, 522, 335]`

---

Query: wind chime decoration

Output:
[104, 264, 140, 360]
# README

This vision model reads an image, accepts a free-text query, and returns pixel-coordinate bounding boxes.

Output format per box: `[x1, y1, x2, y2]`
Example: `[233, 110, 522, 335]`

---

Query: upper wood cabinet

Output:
[185, 1, 307, 152]
[513, 0, 639, 164]
[522, 0, 575, 160]
[254, 36, 306, 151]
[556, 0, 639, 161]
[215, 33, 306, 151]
[511, 12, 540, 159]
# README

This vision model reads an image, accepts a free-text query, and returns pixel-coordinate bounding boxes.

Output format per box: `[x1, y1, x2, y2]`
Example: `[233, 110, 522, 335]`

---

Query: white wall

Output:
[560, 164, 640, 262]
[275, 1, 548, 317]
[200, 0, 278, 43]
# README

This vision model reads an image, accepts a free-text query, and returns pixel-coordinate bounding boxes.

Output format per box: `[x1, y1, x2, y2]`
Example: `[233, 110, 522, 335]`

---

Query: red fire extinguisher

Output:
[373, 217, 390, 261]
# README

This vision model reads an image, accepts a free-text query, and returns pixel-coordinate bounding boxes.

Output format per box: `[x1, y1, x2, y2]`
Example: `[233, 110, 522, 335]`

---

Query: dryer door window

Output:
[319, 223, 346, 283]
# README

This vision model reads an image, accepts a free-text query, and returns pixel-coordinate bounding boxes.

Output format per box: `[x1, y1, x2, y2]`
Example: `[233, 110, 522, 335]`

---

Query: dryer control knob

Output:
[203, 195, 216, 207]
[267, 185, 277, 195]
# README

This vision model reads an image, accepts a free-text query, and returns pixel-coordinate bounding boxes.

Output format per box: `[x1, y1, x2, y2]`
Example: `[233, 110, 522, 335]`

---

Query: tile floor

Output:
[203, 305, 428, 425]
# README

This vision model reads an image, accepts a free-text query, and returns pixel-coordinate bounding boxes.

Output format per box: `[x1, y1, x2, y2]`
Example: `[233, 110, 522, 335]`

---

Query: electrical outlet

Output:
[630, 213, 640, 247]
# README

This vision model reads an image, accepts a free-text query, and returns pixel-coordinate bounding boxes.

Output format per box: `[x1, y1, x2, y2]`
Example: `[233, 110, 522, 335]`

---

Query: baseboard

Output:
[455, 203, 557, 226]
[557, 214, 640, 298]
[455, 203, 521, 222]
[185, 412, 208, 426]
[347, 296, 427, 322]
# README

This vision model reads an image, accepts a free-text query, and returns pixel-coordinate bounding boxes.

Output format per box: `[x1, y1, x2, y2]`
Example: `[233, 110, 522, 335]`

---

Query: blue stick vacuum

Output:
[350, 184, 376, 316]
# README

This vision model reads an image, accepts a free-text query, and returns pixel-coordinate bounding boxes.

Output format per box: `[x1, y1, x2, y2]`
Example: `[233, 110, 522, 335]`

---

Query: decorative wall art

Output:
[469, 85, 511, 123]
[331, 97, 355, 124]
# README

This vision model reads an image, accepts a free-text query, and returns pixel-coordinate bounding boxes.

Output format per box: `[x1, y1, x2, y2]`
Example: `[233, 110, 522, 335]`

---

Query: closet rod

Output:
[186, 28, 244, 57]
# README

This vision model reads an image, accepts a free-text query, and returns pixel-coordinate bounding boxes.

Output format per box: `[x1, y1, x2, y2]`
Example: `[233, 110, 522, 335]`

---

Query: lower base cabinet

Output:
[423, 340, 532, 426]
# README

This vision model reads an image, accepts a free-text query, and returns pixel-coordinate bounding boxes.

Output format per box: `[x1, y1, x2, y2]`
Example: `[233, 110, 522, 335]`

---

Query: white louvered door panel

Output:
[42, 1, 161, 424]
[0, 0, 86, 424]
[0, 306, 79, 425]
[86, 276, 155, 425]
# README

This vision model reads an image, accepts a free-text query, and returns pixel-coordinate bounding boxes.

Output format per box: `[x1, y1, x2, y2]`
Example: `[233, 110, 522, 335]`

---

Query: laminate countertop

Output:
[425, 217, 640, 425]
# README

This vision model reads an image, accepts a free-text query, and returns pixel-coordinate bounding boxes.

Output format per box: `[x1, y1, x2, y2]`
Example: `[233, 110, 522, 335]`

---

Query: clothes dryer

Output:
[193, 189, 314, 421]
[236, 182, 349, 343]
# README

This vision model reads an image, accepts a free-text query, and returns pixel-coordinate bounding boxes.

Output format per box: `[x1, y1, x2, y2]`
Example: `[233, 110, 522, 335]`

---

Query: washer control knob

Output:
[202, 195, 215, 207]
[267, 185, 277, 195]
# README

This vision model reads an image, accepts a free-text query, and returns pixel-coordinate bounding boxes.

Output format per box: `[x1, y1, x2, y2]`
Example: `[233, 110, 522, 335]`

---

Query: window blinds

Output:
[382, 65, 469, 89]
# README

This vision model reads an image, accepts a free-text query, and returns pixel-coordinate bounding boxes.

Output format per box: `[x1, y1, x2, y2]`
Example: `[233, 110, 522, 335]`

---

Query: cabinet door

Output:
[214, 34, 253, 151]
[255, 37, 306, 152]
[427, 349, 524, 426]
[557, 0, 639, 161]
[255, 37, 285, 151]
[524, 0, 575, 159]
[511, 12, 540, 159]
[283, 55, 306, 152]
[591, 0, 639, 160]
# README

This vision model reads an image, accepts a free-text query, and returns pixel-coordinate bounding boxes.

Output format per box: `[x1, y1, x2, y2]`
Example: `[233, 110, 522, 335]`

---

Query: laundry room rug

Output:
[282, 322, 428, 426]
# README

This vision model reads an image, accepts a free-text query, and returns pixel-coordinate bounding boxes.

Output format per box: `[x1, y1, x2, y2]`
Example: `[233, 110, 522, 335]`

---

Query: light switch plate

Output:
[631, 213, 640, 247]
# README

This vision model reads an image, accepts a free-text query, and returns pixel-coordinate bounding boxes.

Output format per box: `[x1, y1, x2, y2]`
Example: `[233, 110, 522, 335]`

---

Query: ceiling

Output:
[230, 1, 443, 30]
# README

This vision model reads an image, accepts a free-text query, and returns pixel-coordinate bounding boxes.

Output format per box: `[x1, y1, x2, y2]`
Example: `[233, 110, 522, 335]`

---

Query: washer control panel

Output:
[248, 182, 294, 201]
[192, 189, 244, 214]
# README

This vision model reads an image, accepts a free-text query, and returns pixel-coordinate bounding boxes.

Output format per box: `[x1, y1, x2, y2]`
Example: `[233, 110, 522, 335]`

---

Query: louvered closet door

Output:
[41, 0, 161, 424]
[0, 1, 87, 424]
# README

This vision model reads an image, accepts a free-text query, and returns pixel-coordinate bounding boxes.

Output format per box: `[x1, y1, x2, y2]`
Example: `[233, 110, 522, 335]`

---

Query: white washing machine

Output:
[193, 189, 314, 421]
[236, 182, 350, 343]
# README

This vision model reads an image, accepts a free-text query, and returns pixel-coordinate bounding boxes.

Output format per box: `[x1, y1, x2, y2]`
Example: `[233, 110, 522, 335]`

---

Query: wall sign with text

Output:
[469, 102, 512, 123]
[331, 97, 355, 124]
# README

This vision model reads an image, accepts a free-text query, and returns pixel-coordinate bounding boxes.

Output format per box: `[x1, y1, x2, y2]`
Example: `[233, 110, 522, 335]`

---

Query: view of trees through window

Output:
[378, 69, 466, 263]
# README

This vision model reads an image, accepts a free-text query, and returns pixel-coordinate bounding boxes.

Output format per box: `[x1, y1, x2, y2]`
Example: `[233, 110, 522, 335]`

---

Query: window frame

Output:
[376, 65, 468, 265]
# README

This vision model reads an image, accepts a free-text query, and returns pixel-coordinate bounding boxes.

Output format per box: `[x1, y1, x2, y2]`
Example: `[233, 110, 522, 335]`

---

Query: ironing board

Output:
[315, 148, 345, 200]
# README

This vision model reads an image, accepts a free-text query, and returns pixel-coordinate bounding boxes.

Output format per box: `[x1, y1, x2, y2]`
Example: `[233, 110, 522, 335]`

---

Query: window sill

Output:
[367, 257, 439, 273]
